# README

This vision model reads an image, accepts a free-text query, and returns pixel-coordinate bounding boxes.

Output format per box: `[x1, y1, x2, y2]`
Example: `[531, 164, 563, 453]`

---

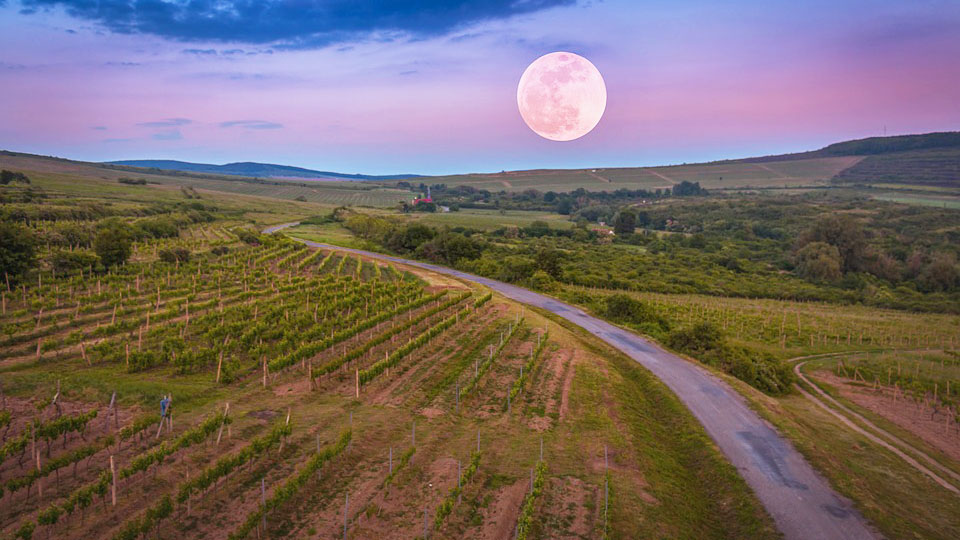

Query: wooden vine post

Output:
[216, 403, 230, 446]
[110, 455, 117, 506]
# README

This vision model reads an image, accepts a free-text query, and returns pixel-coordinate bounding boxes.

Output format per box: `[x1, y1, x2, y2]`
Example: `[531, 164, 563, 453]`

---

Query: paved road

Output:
[265, 223, 877, 539]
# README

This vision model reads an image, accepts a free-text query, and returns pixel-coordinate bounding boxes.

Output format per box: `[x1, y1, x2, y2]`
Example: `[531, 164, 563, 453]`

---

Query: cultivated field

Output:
[417, 156, 862, 193]
[0, 226, 779, 538]
[0, 152, 410, 209]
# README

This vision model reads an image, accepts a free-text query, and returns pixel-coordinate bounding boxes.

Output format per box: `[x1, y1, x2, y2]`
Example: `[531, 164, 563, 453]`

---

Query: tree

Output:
[0, 221, 38, 283]
[613, 210, 637, 235]
[604, 294, 667, 330]
[50, 249, 99, 274]
[0, 170, 30, 185]
[797, 215, 866, 273]
[534, 247, 563, 279]
[671, 181, 704, 196]
[919, 253, 959, 291]
[635, 211, 650, 227]
[796, 241, 842, 282]
[159, 247, 191, 263]
[524, 221, 551, 238]
[497, 256, 536, 283]
[94, 220, 133, 267]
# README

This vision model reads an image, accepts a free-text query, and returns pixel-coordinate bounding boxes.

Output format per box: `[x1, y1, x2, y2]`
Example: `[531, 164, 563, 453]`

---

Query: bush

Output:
[0, 170, 30, 185]
[604, 294, 668, 332]
[117, 177, 147, 185]
[666, 322, 795, 395]
[94, 220, 133, 267]
[136, 217, 180, 239]
[0, 220, 38, 282]
[234, 229, 261, 245]
[49, 249, 99, 274]
[796, 242, 842, 282]
[158, 247, 191, 263]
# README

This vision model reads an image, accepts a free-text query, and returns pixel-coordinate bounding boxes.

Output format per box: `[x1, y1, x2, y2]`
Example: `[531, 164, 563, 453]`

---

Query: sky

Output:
[1, 0, 959, 175]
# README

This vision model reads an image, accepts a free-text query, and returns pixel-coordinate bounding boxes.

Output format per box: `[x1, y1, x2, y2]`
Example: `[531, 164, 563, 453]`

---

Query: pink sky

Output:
[1, 0, 958, 174]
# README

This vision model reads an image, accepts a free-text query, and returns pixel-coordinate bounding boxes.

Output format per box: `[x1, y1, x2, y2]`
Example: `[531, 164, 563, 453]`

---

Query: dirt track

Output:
[264, 222, 878, 540]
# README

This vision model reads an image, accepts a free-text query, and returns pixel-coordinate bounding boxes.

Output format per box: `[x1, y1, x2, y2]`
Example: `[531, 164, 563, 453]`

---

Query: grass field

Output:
[872, 193, 960, 209]
[0, 152, 410, 209]
[408, 208, 574, 231]
[413, 156, 862, 193]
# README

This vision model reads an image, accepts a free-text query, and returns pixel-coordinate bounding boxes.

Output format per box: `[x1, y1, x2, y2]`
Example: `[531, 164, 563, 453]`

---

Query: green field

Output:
[412, 156, 862, 192]
[409, 208, 574, 230]
[0, 151, 410, 208]
[873, 193, 960, 209]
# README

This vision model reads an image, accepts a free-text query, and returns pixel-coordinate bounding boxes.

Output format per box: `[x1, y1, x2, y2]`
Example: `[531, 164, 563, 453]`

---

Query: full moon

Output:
[517, 52, 607, 142]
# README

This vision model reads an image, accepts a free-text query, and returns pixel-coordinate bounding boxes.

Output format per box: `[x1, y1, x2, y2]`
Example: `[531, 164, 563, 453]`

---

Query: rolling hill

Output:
[106, 159, 423, 181]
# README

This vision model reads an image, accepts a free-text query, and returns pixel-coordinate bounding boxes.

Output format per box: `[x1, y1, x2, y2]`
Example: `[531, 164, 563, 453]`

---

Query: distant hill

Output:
[414, 131, 960, 192]
[819, 131, 960, 156]
[106, 159, 423, 181]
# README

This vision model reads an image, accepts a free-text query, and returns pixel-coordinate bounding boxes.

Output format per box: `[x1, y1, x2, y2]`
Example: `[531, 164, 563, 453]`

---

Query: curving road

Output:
[265, 222, 877, 539]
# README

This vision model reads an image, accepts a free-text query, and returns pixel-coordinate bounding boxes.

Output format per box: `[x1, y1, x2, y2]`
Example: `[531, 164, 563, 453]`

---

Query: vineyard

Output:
[563, 287, 960, 360]
[803, 349, 960, 463]
[0, 214, 785, 538]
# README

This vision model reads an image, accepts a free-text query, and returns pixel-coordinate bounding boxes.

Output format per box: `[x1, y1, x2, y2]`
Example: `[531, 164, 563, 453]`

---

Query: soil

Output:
[468, 479, 527, 540]
[538, 476, 599, 539]
[817, 371, 960, 463]
[558, 349, 580, 423]
[521, 348, 573, 431]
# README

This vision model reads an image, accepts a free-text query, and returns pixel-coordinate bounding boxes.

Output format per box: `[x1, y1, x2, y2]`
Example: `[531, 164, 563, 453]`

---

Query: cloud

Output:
[220, 120, 284, 130]
[137, 118, 191, 128]
[152, 129, 183, 141]
[182, 48, 217, 56]
[91, 126, 107, 131]
[17, 1, 575, 47]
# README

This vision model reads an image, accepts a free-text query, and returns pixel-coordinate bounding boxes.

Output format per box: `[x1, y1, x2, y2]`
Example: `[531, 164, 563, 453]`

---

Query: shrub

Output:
[0, 221, 38, 282]
[49, 249, 99, 274]
[158, 247, 191, 263]
[94, 220, 133, 267]
[604, 294, 668, 332]
[234, 229, 261, 245]
[666, 322, 795, 395]
[117, 177, 147, 185]
[0, 170, 30, 184]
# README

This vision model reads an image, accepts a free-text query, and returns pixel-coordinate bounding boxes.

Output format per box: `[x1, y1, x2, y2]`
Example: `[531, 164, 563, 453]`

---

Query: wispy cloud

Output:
[137, 118, 191, 128]
[182, 48, 217, 56]
[220, 120, 283, 130]
[152, 129, 183, 141]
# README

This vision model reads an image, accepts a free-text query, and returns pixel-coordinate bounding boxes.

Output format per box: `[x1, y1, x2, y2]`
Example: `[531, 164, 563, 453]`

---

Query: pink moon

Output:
[517, 52, 607, 142]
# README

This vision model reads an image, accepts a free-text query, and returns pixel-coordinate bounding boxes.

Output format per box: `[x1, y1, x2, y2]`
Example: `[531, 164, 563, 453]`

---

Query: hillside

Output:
[107, 159, 422, 181]
[0, 165, 783, 538]
[831, 147, 960, 187]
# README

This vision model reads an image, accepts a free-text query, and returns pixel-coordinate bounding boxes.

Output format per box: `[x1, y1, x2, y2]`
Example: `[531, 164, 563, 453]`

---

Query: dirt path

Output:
[755, 163, 788, 178]
[817, 370, 960, 462]
[585, 171, 610, 183]
[269, 224, 881, 540]
[642, 168, 675, 184]
[795, 361, 960, 493]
